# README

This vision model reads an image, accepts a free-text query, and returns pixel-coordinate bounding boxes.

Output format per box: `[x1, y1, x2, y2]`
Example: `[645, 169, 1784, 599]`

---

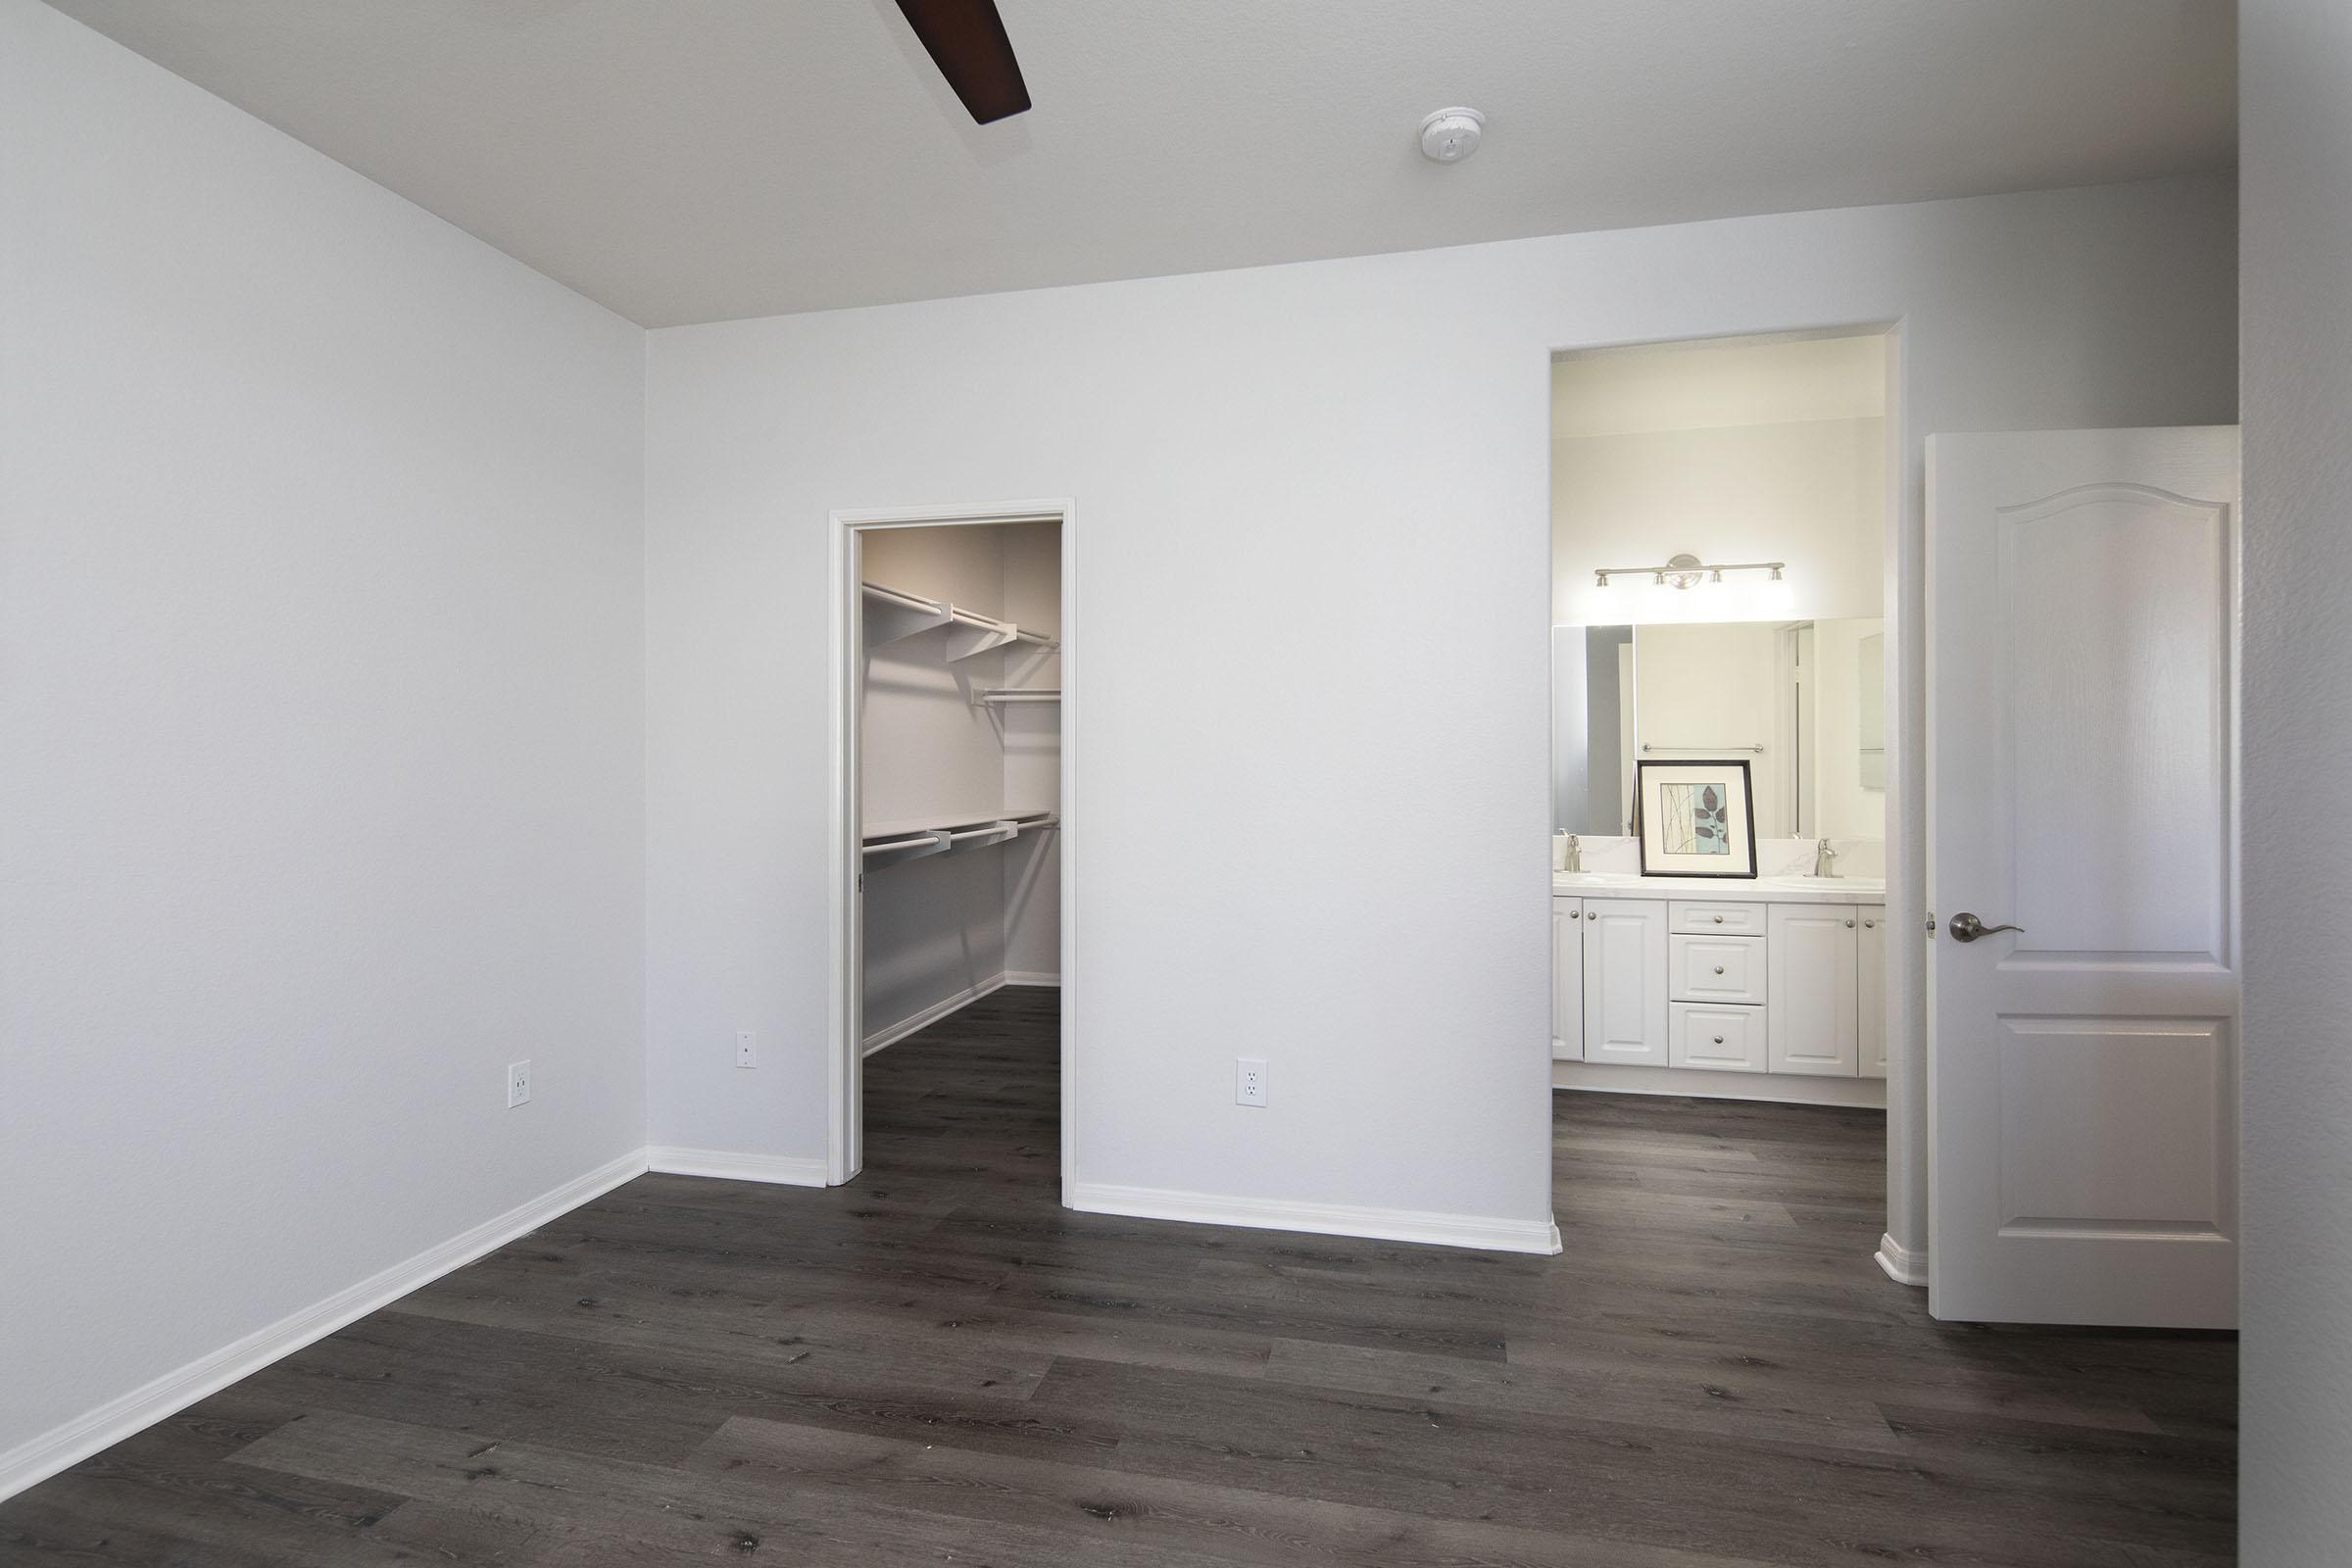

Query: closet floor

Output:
[3, 989, 2235, 1566]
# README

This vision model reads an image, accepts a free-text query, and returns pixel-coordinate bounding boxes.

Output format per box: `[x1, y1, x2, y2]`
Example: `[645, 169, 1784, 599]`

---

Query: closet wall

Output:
[860, 522, 1061, 1045]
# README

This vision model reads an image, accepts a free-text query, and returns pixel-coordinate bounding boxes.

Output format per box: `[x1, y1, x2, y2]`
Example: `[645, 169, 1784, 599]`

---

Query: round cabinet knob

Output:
[1712, 914, 1725, 924]
[1712, 1035, 1726, 1045]
[1844, 918, 1855, 928]
[1570, 908, 1582, 919]
[1864, 918, 1876, 929]
[1712, 965, 1725, 975]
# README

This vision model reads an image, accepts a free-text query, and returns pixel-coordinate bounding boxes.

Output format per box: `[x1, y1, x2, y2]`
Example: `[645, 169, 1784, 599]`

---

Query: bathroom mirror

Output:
[1550, 625, 1635, 835]
[1552, 617, 1886, 841]
[1856, 629, 1886, 791]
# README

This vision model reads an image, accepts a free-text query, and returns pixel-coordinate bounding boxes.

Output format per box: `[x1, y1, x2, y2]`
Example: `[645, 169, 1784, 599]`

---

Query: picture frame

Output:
[1635, 759, 1758, 878]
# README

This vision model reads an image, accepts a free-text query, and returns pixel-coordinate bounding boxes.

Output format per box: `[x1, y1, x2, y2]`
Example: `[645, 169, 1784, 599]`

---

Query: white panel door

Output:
[1928, 426, 2238, 1328]
[1583, 899, 1668, 1067]
[1767, 905, 1858, 1075]
[1857, 908, 1888, 1079]
[1551, 899, 1584, 1061]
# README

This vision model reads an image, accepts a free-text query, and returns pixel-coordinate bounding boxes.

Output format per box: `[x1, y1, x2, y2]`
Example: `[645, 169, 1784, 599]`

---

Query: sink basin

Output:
[1761, 874, 1886, 895]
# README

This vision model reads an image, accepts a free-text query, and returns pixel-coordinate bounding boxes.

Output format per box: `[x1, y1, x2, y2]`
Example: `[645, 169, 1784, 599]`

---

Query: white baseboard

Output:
[1875, 1230, 1929, 1287]
[0, 1147, 648, 1504]
[1001, 971, 1060, 987]
[1070, 1181, 1562, 1255]
[1552, 1060, 1888, 1109]
[644, 1146, 829, 1187]
[861, 973, 1008, 1055]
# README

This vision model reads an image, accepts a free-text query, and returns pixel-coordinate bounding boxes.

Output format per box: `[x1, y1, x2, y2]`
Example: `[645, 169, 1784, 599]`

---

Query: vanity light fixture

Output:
[1592, 553, 1788, 590]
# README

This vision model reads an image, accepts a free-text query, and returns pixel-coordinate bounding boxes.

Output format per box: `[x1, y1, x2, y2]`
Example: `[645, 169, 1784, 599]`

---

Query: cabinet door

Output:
[1583, 899, 1669, 1067]
[1767, 904, 1860, 1075]
[1857, 906, 1888, 1078]
[1552, 899, 1585, 1061]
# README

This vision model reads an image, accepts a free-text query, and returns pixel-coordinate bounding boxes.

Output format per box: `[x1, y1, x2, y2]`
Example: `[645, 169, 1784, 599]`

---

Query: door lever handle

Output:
[1947, 911, 2023, 943]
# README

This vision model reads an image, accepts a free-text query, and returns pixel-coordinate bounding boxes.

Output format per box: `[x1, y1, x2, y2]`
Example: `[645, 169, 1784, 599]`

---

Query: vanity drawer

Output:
[1670, 933, 1767, 1004]
[1668, 901, 1766, 937]
[1670, 1003, 1766, 1072]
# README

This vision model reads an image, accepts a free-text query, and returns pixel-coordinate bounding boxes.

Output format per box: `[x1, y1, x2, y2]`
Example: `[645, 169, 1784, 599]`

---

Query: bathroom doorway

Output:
[1545, 326, 1907, 1274]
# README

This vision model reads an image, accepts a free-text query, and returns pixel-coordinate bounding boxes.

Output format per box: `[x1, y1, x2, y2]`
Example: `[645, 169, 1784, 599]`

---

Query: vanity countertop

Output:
[1554, 871, 1886, 904]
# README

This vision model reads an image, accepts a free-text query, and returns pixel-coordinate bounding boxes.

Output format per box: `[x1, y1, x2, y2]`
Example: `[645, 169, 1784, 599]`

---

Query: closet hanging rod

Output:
[860, 582, 939, 612]
[1641, 743, 1766, 755]
[978, 689, 1061, 703]
[861, 830, 944, 849]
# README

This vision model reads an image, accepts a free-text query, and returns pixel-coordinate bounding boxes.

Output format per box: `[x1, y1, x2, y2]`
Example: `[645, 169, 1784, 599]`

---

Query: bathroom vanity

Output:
[1553, 869, 1887, 1105]
[1553, 612, 1891, 1107]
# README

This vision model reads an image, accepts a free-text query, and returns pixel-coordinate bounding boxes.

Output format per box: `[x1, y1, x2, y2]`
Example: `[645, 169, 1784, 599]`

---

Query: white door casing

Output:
[1927, 427, 2238, 1329]
[828, 499, 1077, 1195]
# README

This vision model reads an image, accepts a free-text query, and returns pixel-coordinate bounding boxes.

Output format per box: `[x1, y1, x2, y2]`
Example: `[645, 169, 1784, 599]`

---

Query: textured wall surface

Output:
[644, 175, 2236, 1244]
[2240, 2, 2352, 1559]
[0, 0, 647, 1468]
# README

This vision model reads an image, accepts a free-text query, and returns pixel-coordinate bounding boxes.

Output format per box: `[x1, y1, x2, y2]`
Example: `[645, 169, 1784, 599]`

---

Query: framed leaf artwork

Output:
[1635, 759, 1758, 878]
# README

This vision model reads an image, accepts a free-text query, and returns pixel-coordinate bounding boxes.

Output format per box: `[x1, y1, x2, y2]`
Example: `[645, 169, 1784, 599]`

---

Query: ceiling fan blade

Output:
[895, 0, 1031, 124]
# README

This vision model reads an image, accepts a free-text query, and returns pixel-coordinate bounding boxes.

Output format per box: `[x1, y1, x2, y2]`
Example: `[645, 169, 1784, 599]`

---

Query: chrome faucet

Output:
[1564, 834, 1582, 873]
[1813, 838, 1838, 878]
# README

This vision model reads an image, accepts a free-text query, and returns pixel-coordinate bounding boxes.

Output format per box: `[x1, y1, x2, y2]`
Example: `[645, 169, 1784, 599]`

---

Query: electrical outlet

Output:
[736, 1030, 757, 1069]
[1236, 1057, 1268, 1107]
[507, 1059, 532, 1108]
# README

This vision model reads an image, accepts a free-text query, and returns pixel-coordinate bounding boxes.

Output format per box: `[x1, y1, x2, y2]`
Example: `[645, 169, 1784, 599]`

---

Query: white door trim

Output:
[827, 499, 1078, 1197]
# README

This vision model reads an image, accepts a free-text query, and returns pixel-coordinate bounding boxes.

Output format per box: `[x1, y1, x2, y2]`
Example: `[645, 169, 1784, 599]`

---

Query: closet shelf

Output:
[859, 808, 1057, 870]
[861, 581, 1059, 659]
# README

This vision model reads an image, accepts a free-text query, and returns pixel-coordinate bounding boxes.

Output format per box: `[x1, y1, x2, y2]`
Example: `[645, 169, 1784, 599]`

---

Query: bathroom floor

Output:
[1, 990, 2233, 1566]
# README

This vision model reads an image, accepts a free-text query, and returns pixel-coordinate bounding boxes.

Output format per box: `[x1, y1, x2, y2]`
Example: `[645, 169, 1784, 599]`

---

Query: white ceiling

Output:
[1553, 331, 1889, 439]
[46, 0, 2236, 328]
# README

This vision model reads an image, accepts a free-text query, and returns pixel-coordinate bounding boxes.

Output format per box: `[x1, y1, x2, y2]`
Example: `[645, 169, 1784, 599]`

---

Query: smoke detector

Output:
[1419, 107, 1485, 164]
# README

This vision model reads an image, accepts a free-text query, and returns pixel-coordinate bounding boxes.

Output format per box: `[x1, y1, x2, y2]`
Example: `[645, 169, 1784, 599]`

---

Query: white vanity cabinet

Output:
[1551, 900, 1585, 1061]
[1581, 898, 1669, 1068]
[1857, 907, 1888, 1079]
[1553, 880, 1886, 1096]
[1766, 905, 1860, 1076]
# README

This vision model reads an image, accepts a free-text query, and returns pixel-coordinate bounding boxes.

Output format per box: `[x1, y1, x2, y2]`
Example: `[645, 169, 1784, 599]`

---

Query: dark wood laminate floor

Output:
[4, 987, 2235, 1566]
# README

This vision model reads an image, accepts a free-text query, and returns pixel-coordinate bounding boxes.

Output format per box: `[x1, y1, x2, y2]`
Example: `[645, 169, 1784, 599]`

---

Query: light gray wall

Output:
[2241, 2, 2352, 1559]
[0, 0, 646, 1476]
[642, 174, 2236, 1242]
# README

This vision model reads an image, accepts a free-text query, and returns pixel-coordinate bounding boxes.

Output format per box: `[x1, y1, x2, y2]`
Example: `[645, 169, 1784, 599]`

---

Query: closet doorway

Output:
[828, 501, 1074, 1196]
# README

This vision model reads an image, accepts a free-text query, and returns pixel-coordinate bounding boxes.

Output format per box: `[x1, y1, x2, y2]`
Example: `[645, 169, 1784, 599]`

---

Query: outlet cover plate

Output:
[736, 1030, 757, 1068]
[1236, 1057, 1268, 1107]
[508, 1059, 532, 1108]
